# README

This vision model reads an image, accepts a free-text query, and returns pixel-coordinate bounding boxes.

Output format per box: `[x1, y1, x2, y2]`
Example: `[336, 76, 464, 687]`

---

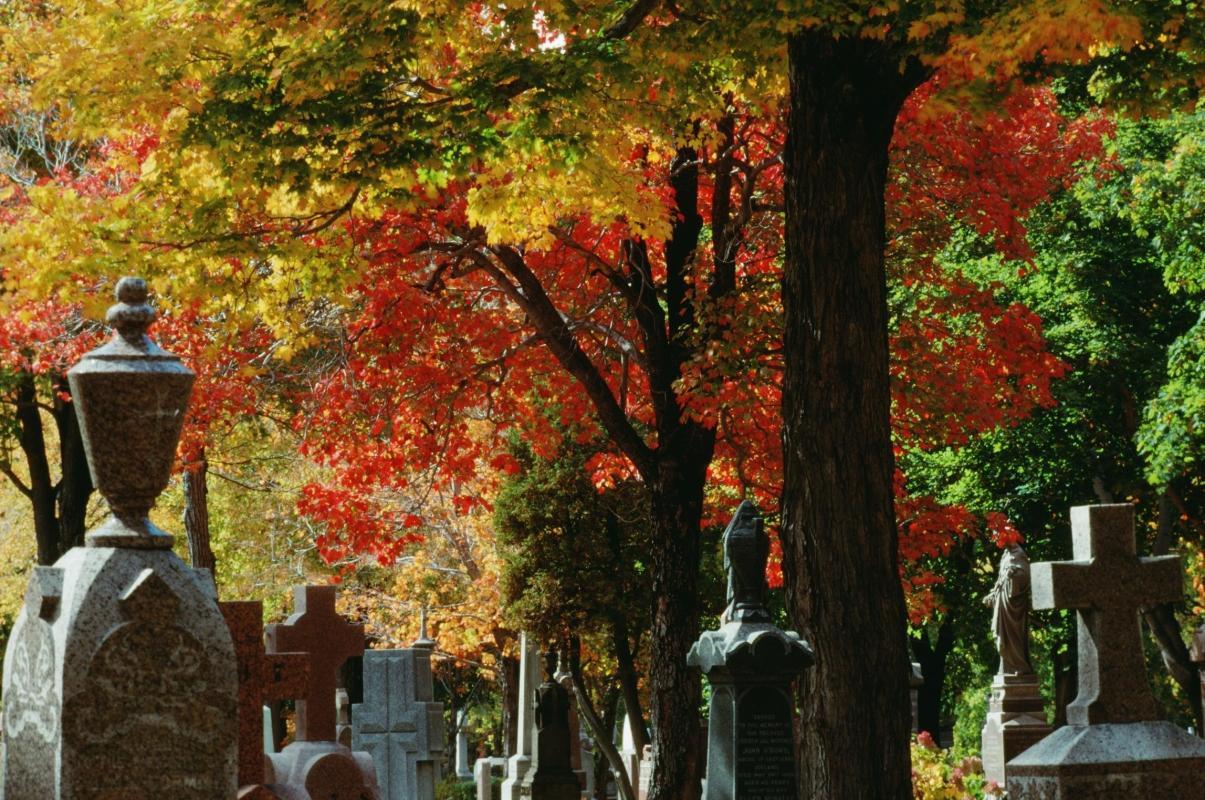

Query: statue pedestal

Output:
[981, 673, 1051, 791]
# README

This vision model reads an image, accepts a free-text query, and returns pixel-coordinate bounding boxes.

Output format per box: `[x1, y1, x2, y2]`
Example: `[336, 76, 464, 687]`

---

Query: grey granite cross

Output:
[1031, 504, 1182, 725]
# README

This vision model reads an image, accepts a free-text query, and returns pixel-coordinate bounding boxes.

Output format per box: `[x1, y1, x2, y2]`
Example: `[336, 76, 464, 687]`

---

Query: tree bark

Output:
[52, 375, 93, 556]
[781, 33, 926, 799]
[183, 449, 217, 576]
[646, 449, 709, 800]
[14, 374, 59, 566]
[910, 614, 956, 746]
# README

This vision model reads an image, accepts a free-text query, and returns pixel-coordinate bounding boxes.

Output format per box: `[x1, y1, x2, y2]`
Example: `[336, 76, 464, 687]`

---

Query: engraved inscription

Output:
[63, 622, 234, 800]
[735, 685, 797, 800]
[3, 616, 59, 799]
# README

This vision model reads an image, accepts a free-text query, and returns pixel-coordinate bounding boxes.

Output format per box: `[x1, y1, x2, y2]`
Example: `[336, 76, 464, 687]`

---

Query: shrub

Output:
[912, 731, 995, 799]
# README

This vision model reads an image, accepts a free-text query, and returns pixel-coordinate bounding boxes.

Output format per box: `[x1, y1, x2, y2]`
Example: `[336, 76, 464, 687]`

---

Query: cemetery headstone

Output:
[687, 501, 814, 800]
[979, 544, 1052, 789]
[338, 688, 354, 747]
[265, 584, 380, 799]
[501, 632, 539, 800]
[527, 650, 581, 800]
[475, 757, 506, 800]
[220, 599, 310, 793]
[553, 651, 587, 792]
[636, 745, 653, 800]
[457, 708, 475, 779]
[351, 642, 446, 800]
[1190, 624, 1205, 734]
[0, 278, 237, 800]
[1007, 504, 1205, 799]
[909, 662, 923, 732]
[619, 712, 641, 793]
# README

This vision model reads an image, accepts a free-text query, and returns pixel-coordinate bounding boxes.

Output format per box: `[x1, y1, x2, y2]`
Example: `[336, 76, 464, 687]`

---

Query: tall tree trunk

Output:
[910, 615, 956, 746]
[781, 33, 926, 800]
[647, 451, 708, 800]
[14, 374, 59, 566]
[53, 376, 93, 556]
[183, 449, 216, 575]
[499, 651, 519, 758]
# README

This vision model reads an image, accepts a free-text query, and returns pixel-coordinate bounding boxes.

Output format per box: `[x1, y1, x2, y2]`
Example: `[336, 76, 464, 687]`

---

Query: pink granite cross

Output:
[265, 585, 365, 742]
[221, 600, 311, 787]
[1031, 504, 1182, 725]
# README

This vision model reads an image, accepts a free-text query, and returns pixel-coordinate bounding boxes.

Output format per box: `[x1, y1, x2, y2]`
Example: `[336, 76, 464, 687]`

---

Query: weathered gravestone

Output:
[636, 745, 653, 800]
[1190, 624, 1205, 734]
[1007, 504, 1205, 799]
[0, 278, 237, 800]
[687, 501, 814, 800]
[526, 651, 581, 800]
[475, 757, 506, 800]
[618, 712, 641, 794]
[351, 641, 446, 800]
[552, 651, 587, 793]
[220, 599, 310, 798]
[980, 543, 1051, 789]
[501, 632, 539, 800]
[265, 585, 380, 799]
[456, 708, 474, 780]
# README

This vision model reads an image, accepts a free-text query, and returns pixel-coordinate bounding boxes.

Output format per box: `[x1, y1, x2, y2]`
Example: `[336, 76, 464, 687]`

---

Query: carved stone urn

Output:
[67, 276, 195, 547]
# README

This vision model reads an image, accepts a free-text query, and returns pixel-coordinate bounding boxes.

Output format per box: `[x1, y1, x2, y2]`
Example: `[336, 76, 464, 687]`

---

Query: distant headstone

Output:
[338, 688, 354, 747]
[265, 585, 379, 799]
[636, 745, 653, 800]
[0, 278, 237, 800]
[979, 544, 1051, 789]
[475, 757, 506, 800]
[220, 599, 310, 791]
[457, 708, 474, 779]
[352, 645, 446, 800]
[619, 712, 641, 792]
[552, 652, 587, 792]
[1190, 624, 1205, 733]
[1007, 505, 1205, 799]
[501, 632, 539, 800]
[687, 501, 813, 800]
[909, 662, 923, 732]
[525, 650, 581, 800]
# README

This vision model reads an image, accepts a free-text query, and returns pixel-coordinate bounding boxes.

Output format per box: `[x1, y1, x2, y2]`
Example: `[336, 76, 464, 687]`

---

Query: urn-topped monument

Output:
[1, 277, 239, 799]
[687, 501, 814, 800]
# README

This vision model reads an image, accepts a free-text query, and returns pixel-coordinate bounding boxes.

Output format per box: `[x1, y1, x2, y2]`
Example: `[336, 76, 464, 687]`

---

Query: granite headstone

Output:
[1007, 504, 1205, 798]
[687, 501, 813, 800]
[0, 278, 237, 800]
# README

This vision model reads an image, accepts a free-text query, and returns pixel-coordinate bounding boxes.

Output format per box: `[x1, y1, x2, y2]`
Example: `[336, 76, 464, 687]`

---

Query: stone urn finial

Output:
[67, 276, 195, 548]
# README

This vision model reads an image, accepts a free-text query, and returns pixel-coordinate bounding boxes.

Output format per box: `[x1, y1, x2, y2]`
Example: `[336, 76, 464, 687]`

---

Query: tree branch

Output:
[482, 245, 656, 478]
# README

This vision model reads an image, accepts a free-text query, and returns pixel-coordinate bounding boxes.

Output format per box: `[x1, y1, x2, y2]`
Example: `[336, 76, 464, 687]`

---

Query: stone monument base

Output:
[1006, 721, 1205, 799]
[530, 773, 582, 800]
[266, 740, 380, 800]
[980, 673, 1052, 788]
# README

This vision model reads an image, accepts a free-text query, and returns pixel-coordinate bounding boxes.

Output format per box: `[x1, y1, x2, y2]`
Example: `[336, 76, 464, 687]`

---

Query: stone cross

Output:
[266, 585, 365, 742]
[352, 648, 445, 800]
[1031, 504, 1182, 725]
[221, 600, 310, 787]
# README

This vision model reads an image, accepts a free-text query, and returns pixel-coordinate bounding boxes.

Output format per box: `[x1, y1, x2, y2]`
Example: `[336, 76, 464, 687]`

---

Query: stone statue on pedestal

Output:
[984, 544, 1033, 676]
[980, 542, 1050, 793]
[529, 650, 580, 800]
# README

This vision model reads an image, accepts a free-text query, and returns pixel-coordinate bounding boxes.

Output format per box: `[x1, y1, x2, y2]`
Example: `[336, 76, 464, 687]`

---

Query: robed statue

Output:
[722, 500, 771, 623]
[983, 543, 1033, 675]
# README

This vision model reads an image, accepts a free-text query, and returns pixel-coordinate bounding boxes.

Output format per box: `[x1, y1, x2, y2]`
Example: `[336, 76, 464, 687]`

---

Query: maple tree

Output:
[2, 2, 1200, 798]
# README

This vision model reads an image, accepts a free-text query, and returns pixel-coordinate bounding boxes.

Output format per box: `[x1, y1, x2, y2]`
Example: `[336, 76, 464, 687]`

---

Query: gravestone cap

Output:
[67, 276, 195, 549]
